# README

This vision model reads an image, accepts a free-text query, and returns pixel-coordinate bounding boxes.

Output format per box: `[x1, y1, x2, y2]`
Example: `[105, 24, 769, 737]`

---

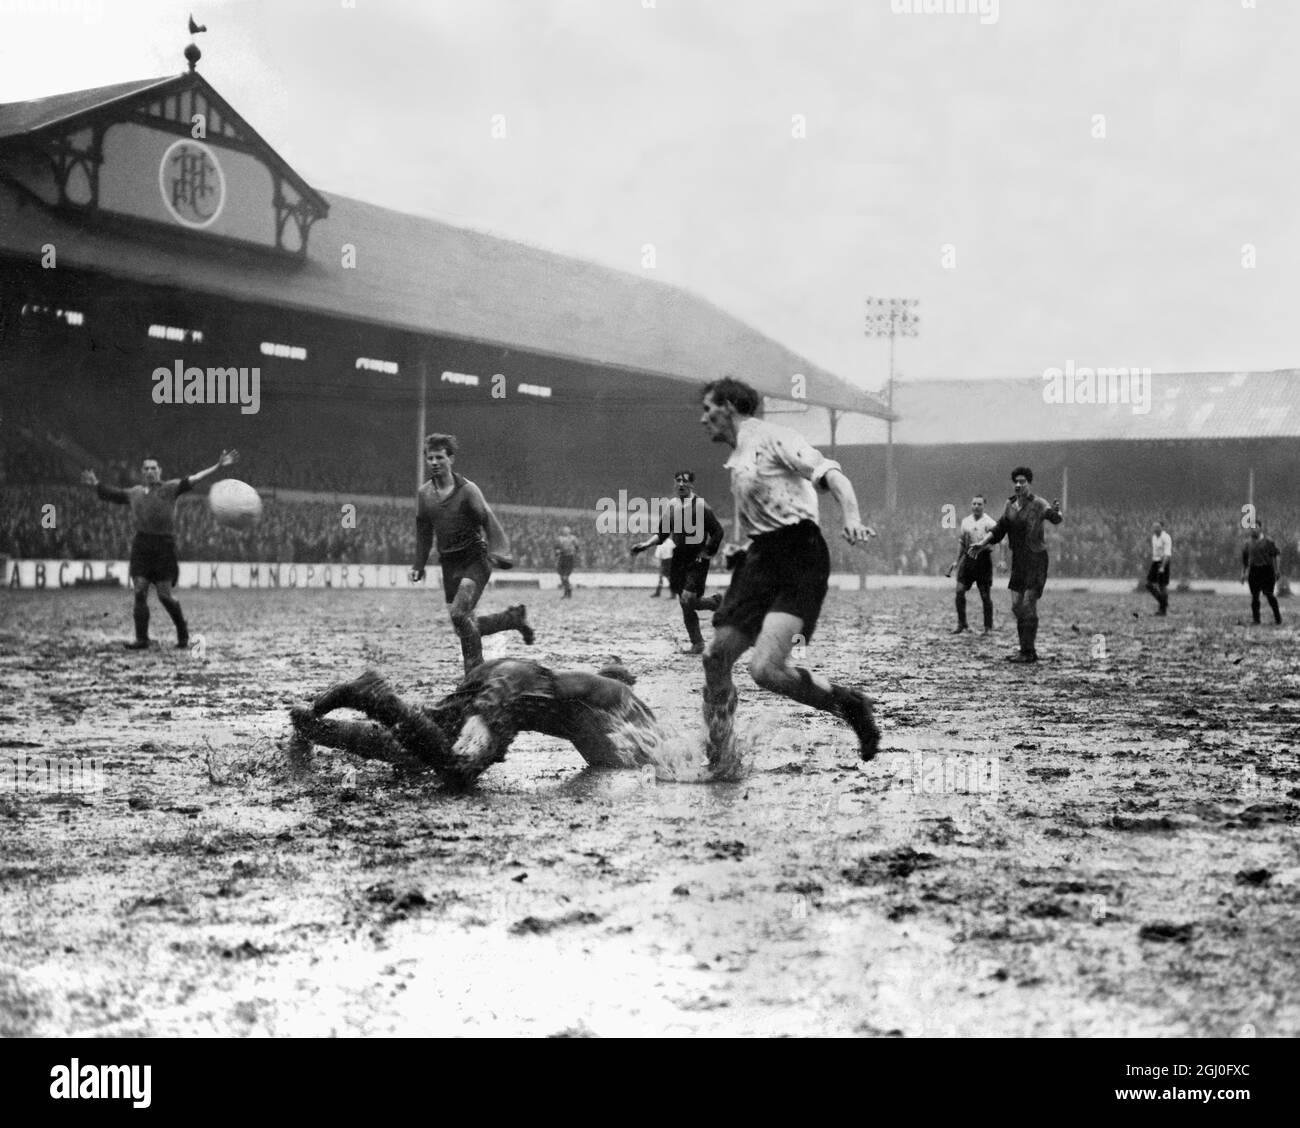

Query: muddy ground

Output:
[1, 585, 1297, 1037]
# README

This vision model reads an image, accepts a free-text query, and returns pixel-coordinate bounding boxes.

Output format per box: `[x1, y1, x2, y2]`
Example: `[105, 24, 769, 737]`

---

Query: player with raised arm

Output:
[631, 470, 725, 654]
[697, 377, 878, 779]
[947, 494, 997, 635]
[409, 433, 533, 673]
[1241, 524, 1282, 626]
[1146, 520, 1172, 616]
[81, 450, 238, 649]
[968, 466, 1063, 663]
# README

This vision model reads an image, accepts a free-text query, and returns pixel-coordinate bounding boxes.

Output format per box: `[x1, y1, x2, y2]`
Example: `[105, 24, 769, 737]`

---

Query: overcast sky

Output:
[2, 0, 1296, 393]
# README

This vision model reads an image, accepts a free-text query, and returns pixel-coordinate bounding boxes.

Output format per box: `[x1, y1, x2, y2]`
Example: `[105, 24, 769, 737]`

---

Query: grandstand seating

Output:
[5, 348, 1294, 578]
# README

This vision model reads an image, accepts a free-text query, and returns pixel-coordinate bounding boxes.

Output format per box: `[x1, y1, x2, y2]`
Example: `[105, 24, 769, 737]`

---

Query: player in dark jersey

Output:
[631, 471, 725, 653]
[1241, 525, 1282, 625]
[968, 466, 1063, 663]
[289, 658, 664, 788]
[554, 526, 580, 598]
[410, 433, 532, 673]
[81, 450, 238, 649]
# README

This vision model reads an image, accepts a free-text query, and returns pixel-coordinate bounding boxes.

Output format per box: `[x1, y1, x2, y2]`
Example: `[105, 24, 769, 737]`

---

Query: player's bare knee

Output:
[748, 656, 790, 692]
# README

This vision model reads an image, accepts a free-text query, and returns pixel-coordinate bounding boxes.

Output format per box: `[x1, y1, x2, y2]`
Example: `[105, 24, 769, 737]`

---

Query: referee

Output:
[1146, 520, 1172, 616]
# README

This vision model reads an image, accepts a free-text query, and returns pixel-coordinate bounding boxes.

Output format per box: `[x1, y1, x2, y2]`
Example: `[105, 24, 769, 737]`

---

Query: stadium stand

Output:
[5, 350, 1295, 580]
[5, 484, 1293, 580]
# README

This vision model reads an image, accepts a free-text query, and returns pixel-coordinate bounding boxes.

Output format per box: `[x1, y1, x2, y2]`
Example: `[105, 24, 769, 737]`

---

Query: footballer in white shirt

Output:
[697, 377, 878, 779]
[948, 495, 999, 634]
[1147, 521, 1172, 615]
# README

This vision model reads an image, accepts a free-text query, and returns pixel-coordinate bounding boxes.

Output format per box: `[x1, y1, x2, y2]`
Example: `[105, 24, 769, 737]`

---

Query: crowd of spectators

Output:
[0, 485, 661, 571]
[3, 418, 604, 508]
[3, 483, 1294, 581]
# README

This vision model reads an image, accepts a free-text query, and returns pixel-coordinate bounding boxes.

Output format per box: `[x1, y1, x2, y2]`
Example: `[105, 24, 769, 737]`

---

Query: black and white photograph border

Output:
[0, 0, 1297, 1054]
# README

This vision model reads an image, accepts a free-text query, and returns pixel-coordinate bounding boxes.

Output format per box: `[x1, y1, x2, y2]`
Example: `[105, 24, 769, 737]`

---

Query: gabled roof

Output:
[0, 72, 328, 221]
[0, 76, 890, 418]
[887, 371, 1300, 443]
[0, 78, 174, 138]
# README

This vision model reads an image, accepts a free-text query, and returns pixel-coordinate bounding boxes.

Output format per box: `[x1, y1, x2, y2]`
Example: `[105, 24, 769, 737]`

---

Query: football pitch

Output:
[1, 585, 1296, 1036]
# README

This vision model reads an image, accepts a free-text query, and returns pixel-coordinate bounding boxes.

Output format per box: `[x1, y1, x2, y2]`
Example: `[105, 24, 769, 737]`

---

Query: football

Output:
[208, 478, 263, 530]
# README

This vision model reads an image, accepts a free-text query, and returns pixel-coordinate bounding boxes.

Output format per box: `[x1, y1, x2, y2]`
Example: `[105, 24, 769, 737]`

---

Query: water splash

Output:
[604, 713, 714, 782]
[600, 712, 771, 783]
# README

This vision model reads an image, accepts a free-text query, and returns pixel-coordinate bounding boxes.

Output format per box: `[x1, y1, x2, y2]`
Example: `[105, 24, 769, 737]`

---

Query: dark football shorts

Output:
[1146, 561, 1171, 585]
[556, 554, 575, 578]
[668, 552, 710, 598]
[1008, 549, 1050, 598]
[129, 532, 180, 585]
[957, 551, 993, 589]
[1247, 565, 1276, 597]
[440, 545, 492, 603]
[712, 519, 830, 642]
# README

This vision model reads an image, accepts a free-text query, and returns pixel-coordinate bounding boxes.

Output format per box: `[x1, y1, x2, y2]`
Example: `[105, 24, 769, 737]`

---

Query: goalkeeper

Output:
[290, 658, 664, 789]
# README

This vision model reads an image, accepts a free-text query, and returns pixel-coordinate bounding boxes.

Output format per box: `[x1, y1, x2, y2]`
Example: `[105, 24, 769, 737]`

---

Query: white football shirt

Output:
[961, 512, 998, 553]
[724, 417, 842, 538]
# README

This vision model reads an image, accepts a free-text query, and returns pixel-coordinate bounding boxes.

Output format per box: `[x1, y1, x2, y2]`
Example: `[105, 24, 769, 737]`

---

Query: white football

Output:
[208, 479, 263, 530]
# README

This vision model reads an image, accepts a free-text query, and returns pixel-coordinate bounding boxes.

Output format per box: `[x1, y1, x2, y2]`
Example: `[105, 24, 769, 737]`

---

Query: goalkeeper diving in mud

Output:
[288, 658, 668, 788]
